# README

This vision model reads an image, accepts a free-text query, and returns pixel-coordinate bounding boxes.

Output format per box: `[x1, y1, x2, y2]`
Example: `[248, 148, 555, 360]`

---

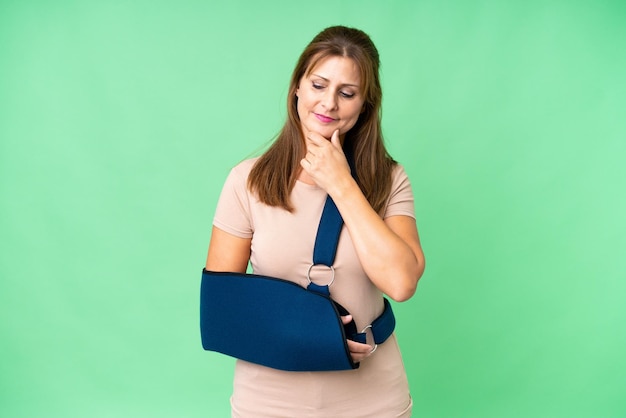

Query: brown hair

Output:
[248, 25, 396, 213]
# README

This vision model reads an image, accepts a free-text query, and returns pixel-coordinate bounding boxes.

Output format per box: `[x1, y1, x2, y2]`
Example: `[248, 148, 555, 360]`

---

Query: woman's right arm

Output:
[205, 226, 251, 273]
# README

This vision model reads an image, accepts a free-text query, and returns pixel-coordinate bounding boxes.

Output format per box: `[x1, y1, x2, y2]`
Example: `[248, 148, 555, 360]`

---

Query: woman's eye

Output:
[340, 91, 355, 98]
[312, 82, 324, 90]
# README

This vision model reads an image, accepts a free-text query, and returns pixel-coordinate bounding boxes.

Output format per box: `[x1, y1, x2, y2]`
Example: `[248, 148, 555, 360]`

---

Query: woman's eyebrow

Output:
[311, 73, 359, 88]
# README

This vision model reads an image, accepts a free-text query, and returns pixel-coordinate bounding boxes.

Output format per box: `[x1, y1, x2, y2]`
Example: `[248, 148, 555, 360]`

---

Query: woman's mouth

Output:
[314, 113, 336, 123]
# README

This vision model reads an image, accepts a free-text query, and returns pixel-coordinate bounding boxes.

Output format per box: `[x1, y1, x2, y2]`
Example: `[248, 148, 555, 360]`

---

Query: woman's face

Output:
[296, 56, 365, 142]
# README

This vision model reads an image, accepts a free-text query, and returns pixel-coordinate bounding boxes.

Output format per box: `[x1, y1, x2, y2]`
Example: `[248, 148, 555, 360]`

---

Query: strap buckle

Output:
[360, 324, 378, 355]
[306, 264, 335, 287]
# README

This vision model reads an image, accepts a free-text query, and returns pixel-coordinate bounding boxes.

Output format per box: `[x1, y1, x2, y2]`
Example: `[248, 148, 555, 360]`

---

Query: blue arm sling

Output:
[200, 163, 396, 372]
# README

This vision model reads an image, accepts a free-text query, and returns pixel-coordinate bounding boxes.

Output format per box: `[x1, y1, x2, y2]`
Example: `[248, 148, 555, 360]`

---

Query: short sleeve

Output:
[212, 160, 256, 238]
[383, 164, 416, 219]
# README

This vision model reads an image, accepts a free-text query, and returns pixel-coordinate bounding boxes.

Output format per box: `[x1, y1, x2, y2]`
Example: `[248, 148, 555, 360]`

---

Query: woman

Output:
[205, 25, 425, 417]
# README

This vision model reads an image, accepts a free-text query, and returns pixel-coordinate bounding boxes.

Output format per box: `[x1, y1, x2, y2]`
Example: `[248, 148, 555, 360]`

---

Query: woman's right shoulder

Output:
[228, 157, 260, 179]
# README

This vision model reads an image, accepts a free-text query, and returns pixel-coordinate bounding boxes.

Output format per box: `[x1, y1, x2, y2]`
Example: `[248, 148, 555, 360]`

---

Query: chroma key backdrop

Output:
[1, 1, 624, 417]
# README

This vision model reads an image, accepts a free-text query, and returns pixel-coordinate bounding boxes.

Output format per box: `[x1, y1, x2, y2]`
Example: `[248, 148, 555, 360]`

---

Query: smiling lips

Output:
[314, 113, 336, 123]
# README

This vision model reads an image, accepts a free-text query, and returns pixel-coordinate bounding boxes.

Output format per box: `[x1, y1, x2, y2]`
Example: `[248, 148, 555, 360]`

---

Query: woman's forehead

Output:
[306, 55, 361, 85]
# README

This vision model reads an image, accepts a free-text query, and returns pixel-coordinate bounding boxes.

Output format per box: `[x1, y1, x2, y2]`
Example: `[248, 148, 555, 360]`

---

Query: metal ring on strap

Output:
[360, 324, 378, 355]
[306, 264, 335, 287]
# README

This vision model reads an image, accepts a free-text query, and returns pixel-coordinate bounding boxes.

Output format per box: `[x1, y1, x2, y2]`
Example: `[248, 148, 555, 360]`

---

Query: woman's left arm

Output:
[332, 186, 424, 302]
[301, 130, 425, 302]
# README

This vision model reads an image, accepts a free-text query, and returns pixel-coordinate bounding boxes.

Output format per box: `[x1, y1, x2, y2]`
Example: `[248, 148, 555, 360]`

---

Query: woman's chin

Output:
[302, 125, 332, 140]
[315, 125, 341, 139]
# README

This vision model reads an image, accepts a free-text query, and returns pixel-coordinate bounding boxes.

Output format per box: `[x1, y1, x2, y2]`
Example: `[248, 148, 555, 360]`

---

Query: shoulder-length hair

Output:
[248, 25, 396, 213]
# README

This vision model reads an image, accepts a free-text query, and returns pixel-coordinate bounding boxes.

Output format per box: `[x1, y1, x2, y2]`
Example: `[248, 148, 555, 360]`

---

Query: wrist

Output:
[328, 175, 359, 202]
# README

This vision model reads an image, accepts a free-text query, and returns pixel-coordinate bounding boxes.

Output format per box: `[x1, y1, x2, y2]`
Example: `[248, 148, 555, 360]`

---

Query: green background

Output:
[1, 1, 624, 417]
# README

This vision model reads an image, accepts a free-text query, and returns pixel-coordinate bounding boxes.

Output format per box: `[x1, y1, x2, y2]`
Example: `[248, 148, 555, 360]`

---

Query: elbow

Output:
[388, 287, 415, 303]
[387, 261, 424, 302]
[387, 275, 419, 303]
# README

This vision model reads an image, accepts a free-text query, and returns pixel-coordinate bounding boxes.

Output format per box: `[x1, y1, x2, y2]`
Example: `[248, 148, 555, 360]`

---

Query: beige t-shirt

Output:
[213, 158, 416, 417]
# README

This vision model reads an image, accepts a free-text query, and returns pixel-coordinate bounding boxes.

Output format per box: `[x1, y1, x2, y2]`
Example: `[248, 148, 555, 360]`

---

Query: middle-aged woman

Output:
[205, 25, 425, 417]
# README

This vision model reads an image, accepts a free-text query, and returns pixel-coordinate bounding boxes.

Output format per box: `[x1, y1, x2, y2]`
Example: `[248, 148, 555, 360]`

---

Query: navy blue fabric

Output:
[312, 196, 343, 266]
[201, 270, 358, 371]
[351, 298, 396, 345]
[307, 281, 331, 296]
[311, 148, 356, 267]
[371, 298, 396, 344]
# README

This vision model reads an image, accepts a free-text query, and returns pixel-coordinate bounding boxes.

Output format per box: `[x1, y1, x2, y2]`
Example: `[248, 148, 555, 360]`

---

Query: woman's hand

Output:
[300, 129, 353, 196]
[342, 315, 376, 363]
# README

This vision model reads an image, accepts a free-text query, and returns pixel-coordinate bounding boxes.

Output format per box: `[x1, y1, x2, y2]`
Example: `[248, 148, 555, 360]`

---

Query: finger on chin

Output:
[307, 131, 329, 143]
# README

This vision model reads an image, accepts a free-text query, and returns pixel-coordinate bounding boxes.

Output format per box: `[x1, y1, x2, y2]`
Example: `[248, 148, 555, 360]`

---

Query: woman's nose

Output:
[321, 90, 337, 110]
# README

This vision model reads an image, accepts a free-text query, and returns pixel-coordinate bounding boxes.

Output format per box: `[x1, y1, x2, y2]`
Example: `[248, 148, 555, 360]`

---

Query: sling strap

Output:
[306, 194, 395, 346]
